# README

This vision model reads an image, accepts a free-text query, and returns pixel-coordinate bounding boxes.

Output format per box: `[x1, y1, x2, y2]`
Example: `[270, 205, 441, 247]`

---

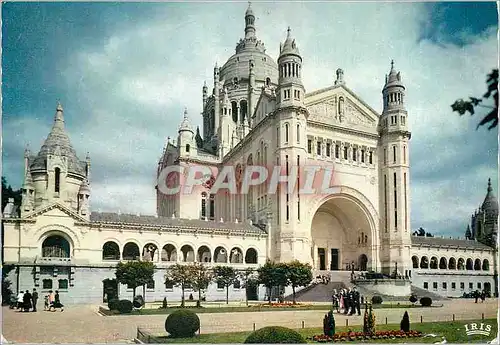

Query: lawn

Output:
[102, 302, 433, 316]
[138, 318, 497, 344]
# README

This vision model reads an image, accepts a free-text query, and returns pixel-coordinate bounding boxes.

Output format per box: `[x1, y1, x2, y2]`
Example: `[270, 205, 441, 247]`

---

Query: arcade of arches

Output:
[412, 255, 490, 271]
[101, 241, 259, 264]
[311, 196, 373, 272]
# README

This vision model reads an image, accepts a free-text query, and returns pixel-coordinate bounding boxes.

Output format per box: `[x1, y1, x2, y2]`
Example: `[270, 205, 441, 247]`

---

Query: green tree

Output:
[115, 261, 155, 298]
[2, 264, 15, 305]
[166, 264, 195, 307]
[257, 261, 286, 304]
[239, 267, 256, 306]
[189, 263, 212, 307]
[213, 266, 237, 304]
[452, 69, 498, 130]
[285, 260, 313, 304]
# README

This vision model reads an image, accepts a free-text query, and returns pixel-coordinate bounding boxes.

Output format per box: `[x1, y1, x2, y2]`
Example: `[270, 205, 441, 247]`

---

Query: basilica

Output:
[2, 3, 497, 303]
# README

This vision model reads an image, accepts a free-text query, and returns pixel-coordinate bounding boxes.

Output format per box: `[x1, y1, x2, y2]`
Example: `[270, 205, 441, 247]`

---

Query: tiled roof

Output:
[89, 212, 266, 234]
[411, 235, 493, 250]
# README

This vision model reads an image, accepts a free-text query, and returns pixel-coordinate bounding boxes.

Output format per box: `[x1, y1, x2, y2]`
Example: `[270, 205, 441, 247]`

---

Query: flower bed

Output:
[252, 302, 311, 308]
[311, 330, 422, 342]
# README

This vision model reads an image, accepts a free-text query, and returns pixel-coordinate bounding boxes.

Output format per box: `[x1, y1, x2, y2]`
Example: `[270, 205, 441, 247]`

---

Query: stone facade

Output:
[2, 3, 498, 304]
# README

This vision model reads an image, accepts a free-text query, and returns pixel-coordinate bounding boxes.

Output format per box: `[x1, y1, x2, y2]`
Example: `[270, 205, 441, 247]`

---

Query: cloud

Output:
[3, 2, 498, 237]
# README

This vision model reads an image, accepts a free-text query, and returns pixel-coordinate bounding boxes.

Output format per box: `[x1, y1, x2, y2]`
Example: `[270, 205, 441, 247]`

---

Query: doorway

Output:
[318, 248, 326, 270]
[358, 254, 368, 271]
[330, 249, 339, 270]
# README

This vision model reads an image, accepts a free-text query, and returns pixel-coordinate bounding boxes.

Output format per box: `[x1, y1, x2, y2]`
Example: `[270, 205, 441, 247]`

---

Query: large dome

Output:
[219, 3, 278, 88]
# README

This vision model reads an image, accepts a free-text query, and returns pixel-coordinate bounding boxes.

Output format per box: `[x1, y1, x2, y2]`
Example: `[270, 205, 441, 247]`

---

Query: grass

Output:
[102, 302, 432, 316]
[139, 318, 497, 344]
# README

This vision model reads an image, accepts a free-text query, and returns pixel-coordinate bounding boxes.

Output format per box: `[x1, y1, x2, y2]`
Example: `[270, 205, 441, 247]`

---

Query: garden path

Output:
[2, 299, 497, 343]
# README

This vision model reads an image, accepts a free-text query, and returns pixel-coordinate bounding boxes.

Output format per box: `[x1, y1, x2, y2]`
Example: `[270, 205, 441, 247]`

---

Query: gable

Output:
[23, 202, 88, 223]
[305, 85, 379, 131]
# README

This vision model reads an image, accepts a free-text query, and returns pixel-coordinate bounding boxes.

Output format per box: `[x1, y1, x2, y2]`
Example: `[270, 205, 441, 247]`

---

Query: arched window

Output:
[430, 257, 438, 269]
[474, 259, 481, 270]
[197, 246, 211, 262]
[466, 258, 473, 270]
[230, 247, 243, 264]
[181, 245, 195, 262]
[285, 124, 289, 143]
[102, 241, 120, 260]
[186, 144, 190, 153]
[240, 100, 248, 123]
[411, 256, 419, 268]
[232, 101, 238, 123]
[439, 257, 447, 269]
[209, 194, 215, 220]
[448, 257, 456, 270]
[54, 167, 61, 193]
[201, 192, 207, 219]
[482, 259, 490, 271]
[161, 244, 177, 262]
[420, 256, 428, 269]
[214, 246, 227, 263]
[245, 248, 258, 264]
[266, 77, 271, 86]
[142, 243, 158, 262]
[457, 258, 465, 270]
[122, 242, 140, 260]
[296, 124, 300, 144]
[42, 235, 70, 258]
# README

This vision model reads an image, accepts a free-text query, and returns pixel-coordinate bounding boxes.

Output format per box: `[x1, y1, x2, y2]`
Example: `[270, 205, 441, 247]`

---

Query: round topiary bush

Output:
[409, 295, 418, 304]
[133, 295, 145, 308]
[117, 299, 133, 314]
[419, 297, 432, 307]
[371, 295, 383, 304]
[107, 298, 119, 311]
[165, 309, 200, 338]
[244, 326, 306, 344]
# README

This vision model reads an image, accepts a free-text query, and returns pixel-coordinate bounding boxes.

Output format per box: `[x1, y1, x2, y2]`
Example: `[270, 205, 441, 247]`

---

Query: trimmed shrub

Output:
[371, 295, 383, 304]
[133, 295, 145, 308]
[117, 299, 133, 314]
[165, 309, 200, 338]
[244, 326, 306, 344]
[400, 311, 410, 332]
[420, 297, 432, 307]
[107, 298, 119, 311]
[409, 295, 418, 304]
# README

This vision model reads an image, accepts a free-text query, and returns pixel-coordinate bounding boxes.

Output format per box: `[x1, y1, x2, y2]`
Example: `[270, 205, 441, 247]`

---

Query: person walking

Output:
[53, 290, 64, 311]
[31, 288, 38, 312]
[16, 291, 24, 310]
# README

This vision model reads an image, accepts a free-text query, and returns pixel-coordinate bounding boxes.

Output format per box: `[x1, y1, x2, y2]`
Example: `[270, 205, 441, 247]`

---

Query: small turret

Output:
[21, 165, 35, 215]
[202, 81, 208, 109]
[382, 60, 406, 112]
[177, 108, 196, 157]
[78, 178, 91, 219]
[277, 27, 305, 109]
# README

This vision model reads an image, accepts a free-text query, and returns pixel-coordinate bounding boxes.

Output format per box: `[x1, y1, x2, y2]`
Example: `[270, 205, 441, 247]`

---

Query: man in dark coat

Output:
[22, 290, 32, 312]
[353, 288, 361, 315]
[31, 288, 39, 312]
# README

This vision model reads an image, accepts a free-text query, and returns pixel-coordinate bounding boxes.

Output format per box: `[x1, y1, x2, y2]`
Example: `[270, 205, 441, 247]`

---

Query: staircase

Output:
[285, 281, 348, 302]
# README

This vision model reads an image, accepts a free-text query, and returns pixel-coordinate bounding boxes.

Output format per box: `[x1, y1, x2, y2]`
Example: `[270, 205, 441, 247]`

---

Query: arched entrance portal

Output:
[311, 194, 374, 272]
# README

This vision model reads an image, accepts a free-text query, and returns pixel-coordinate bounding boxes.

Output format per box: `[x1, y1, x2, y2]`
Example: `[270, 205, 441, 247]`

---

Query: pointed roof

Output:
[30, 102, 86, 176]
[384, 60, 404, 89]
[481, 178, 498, 217]
[23, 167, 34, 188]
[279, 27, 300, 58]
[178, 108, 194, 133]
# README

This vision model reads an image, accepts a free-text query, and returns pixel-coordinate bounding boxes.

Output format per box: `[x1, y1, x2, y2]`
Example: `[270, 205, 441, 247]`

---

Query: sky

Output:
[2, 1, 498, 238]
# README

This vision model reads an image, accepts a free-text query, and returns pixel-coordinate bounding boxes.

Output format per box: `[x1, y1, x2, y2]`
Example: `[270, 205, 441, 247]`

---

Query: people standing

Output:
[22, 290, 32, 312]
[353, 288, 361, 315]
[16, 291, 24, 310]
[31, 288, 38, 312]
[53, 290, 64, 311]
